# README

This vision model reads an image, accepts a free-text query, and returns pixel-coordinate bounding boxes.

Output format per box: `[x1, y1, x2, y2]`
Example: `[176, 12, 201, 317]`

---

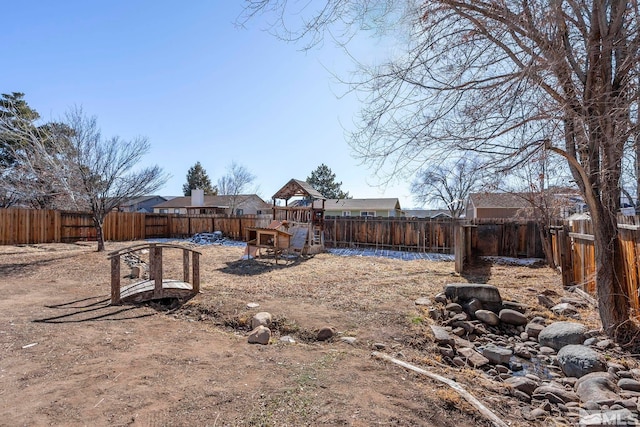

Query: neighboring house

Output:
[321, 198, 404, 218]
[404, 209, 453, 219]
[117, 195, 168, 213]
[152, 190, 271, 215]
[465, 193, 531, 220]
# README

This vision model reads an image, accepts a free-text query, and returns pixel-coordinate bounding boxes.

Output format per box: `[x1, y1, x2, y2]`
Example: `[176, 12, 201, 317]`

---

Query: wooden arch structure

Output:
[108, 243, 201, 305]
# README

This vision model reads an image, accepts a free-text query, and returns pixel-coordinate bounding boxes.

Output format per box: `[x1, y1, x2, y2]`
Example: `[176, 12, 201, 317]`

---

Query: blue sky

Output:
[1, 1, 419, 207]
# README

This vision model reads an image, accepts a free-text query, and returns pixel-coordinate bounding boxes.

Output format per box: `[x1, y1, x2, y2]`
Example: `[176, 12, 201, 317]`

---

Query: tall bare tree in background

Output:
[217, 161, 257, 215]
[1, 101, 167, 252]
[244, 1, 640, 342]
[410, 158, 493, 218]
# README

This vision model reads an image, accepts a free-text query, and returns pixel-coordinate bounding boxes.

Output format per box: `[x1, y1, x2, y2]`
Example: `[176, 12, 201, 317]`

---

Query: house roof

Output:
[119, 195, 166, 207]
[153, 194, 268, 209]
[468, 192, 531, 209]
[404, 209, 452, 218]
[321, 198, 402, 211]
[273, 179, 326, 201]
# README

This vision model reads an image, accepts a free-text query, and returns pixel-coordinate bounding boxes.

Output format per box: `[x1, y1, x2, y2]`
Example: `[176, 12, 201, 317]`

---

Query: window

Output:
[159, 209, 168, 214]
[174, 208, 181, 214]
[342, 211, 351, 217]
[236, 209, 243, 216]
[360, 211, 375, 217]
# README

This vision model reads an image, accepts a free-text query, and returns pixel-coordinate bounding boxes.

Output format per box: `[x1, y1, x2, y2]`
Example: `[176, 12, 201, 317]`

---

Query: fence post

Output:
[454, 224, 465, 274]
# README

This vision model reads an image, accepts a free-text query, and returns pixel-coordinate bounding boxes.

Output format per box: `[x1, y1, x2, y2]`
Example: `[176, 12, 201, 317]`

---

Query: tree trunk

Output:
[95, 219, 105, 252]
[592, 205, 632, 341]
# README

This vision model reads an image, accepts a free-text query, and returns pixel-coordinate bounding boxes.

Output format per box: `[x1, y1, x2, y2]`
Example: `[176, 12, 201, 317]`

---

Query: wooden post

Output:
[149, 244, 156, 280]
[454, 224, 465, 274]
[183, 248, 190, 283]
[192, 252, 200, 293]
[153, 246, 163, 299]
[110, 255, 121, 305]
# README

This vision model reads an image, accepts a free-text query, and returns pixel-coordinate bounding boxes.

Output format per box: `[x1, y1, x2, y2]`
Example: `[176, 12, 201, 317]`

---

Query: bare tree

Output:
[65, 108, 168, 251]
[217, 162, 257, 215]
[1, 105, 167, 251]
[410, 158, 493, 218]
[244, 1, 640, 342]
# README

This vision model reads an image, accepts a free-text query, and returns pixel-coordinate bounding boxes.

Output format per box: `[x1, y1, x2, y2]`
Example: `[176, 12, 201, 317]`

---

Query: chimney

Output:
[191, 188, 204, 206]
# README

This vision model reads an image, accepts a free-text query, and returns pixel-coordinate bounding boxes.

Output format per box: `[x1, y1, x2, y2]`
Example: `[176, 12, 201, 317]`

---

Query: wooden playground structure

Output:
[244, 179, 326, 261]
[108, 243, 201, 305]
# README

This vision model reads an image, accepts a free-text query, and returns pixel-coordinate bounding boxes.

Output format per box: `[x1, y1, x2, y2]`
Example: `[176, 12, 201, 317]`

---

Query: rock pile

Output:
[421, 283, 640, 424]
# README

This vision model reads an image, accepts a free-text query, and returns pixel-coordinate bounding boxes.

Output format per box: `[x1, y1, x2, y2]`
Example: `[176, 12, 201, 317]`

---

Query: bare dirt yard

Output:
[0, 240, 598, 426]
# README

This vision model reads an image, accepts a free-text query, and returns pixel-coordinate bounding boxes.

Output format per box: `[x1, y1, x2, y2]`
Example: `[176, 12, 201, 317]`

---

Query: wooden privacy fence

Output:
[0, 208, 272, 245]
[323, 216, 456, 253]
[550, 218, 640, 319]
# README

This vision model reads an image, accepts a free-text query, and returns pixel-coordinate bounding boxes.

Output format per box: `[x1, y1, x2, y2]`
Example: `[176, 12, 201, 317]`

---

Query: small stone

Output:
[532, 385, 580, 404]
[280, 335, 296, 343]
[251, 312, 272, 329]
[317, 327, 335, 341]
[457, 347, 490, 368]
[583, 337, 598, 346]
[524, 408, 548, 420]
[575, 372, 620, 406]
[438, 345, 455, 358]
[525, 323, 545, 339]
[506, 376, 538, 395]
[615, 398, 639, 410]
[537, 294, 556, 309]
[499, 309, 528, 326]
[475, 309, 500, 326]
[248, 326, 271, 345]
[514, 345, 532, 359]
[415, 297, 432, 306]
[452, 327, 465, 336]
[246, 302, 260, 309]
[339, 336, 356, 345]
[618, 378, 640, 392]
[428, 308, 442, 320]
[430, 325, 454, 346]
[495, 365, 510, 374]
[446, 302, 463, 313]
[434, 292, 447, 304]
[513, 390, 531, 402]
[595, 339, 612, 350]
[551, 303, 579, 317]
[482, 345, 513, 365]
[539, 346, 556, 355]
[501, 301, 528, 313]
[373, 342, 387, 350]
[463, 298, 483, 317]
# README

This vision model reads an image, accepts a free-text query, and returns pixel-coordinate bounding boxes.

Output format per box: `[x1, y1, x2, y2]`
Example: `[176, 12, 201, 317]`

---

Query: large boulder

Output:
[532, 384, 580, 404]
[444, 283, 503, 312]
[505, 376, 539, 396]
[251, 312, 272, 329]
[248, 326, 271, 345]
[557, 345, 606, 378]
[482, 344, 513, 365]
[538, 321, 587, 350]
[575, 372, 620, 406]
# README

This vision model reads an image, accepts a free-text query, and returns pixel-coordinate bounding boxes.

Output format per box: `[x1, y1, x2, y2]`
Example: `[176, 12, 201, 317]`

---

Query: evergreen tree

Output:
[183, 161, 216, 196]
[306, 164, 350, 199]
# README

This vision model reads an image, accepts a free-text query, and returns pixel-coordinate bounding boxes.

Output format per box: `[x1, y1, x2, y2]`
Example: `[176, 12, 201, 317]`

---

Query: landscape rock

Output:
[462, 298, 483, 317]
[445, 302, 463, 314]
[457, 347, 490, 368]
[280, 335, 296, 343]
[575, 372, 620, 406]
[537, 294, 556, 309]
[551, 303, 579, 317]
[248, 326, 271, 345]
[251, 312, 272, 329]
[560, 297, 589, 308]
[557, 345, 606, 378]
[482, 344, 513, 365]
[430, 325, 454, 346]
[538, 321, 587, 350]
[414, 297, 432, 306]
[525, 322, 545, 339]
[499, 309, 528, 326]
[475, 309, 500, 326]
[618, 378, 640, 392]
[444, 283, 502, 312]
[532, 384, 580, 404]
[317, 327, 335, 341]
[434, 292, 447, 304]
[505, 376, 539, 396]
[501, 301, 528, 313]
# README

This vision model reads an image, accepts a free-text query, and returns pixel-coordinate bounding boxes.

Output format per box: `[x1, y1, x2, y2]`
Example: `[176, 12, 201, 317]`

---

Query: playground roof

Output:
[273, 179, 326, 201]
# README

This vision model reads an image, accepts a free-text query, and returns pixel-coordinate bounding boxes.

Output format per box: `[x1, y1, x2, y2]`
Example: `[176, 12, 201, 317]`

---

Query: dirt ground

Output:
[0, 240, 582, 426]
